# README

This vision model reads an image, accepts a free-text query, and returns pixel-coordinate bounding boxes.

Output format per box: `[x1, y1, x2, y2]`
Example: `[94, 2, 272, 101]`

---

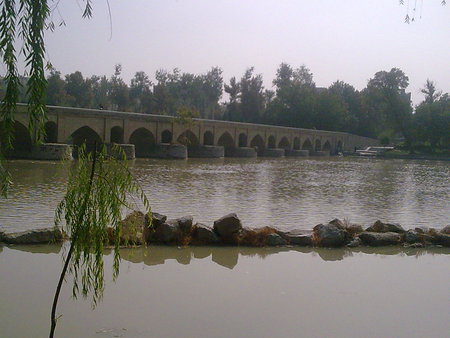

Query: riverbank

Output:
[2, 212, 449, 249]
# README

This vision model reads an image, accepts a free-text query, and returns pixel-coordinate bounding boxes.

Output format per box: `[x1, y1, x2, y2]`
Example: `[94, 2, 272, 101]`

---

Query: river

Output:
[0, 157, 449, 337]
[1, 157, 449, 231]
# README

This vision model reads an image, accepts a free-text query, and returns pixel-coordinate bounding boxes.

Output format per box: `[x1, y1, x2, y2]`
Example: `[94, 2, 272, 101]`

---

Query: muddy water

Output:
[0, 244, 449, 337]
[1, 157, 449, 232]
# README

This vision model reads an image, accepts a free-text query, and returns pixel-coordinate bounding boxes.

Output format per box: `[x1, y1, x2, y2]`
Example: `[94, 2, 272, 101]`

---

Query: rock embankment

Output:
[1, 213, 449, 249]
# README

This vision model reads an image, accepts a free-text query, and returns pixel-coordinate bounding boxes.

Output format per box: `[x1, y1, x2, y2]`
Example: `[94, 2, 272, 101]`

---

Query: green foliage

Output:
[54, 144, 150, 305]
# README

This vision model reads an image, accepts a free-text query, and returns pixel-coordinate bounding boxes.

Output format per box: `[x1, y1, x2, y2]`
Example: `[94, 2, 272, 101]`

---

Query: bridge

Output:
[7, 105, 378, 159]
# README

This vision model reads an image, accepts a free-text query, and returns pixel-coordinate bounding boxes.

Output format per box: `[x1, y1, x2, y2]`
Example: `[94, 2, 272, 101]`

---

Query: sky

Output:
[30, 1, 450, 105]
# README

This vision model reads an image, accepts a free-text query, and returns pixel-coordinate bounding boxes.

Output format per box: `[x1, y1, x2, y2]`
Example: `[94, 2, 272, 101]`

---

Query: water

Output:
[0, 244, 449, 337]
[1, 157, 449, 337]
[1, 157, 449, 231]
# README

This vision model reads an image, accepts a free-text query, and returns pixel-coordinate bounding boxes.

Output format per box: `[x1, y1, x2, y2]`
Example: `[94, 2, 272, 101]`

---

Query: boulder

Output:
[440, 225, 450, 235]
[277, 229, 312, 246]
[143, 212, 167, 243]
[192, 223, 220, 245]
[328, 218, 363, 235]
[313, 223, 349, 247]
[120, 210, 146, 245]
[405, 229, 421, 244]
[1, 227, 64, 244]
[153, 220, 180, 244]
[366, 220, 405, 233]
[433, 233, 450, 247]
[347, 237, 362, 247]
[178, 216, 194, 233]
[213, 213, 242, 239]
[359, 232, 402, 246]
[265, 233, 288, 246]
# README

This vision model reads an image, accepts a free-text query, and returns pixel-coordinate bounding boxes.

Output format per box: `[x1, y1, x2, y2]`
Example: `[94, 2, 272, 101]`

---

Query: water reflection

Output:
[120, 245, 450, 269]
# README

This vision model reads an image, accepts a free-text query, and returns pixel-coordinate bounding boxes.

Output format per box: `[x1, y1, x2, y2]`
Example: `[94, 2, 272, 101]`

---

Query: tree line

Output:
[1, 63, 448, 151]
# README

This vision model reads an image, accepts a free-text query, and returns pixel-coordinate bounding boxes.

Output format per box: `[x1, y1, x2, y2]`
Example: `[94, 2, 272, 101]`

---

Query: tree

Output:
[366, 68, 413, 148]
[130, 71, 153, 112]
[420, 79, 442, 104]
[50, 145, 150, 337]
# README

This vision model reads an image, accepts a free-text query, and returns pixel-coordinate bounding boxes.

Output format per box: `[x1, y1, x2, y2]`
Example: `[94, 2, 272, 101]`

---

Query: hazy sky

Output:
[40, 1, 450, 105]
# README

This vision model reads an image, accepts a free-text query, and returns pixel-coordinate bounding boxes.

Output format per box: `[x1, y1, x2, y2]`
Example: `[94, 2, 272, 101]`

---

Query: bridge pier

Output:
[312, 151, 330, 156]
[286, 149, 309, 157]
[226, 147, 257, 158]
[106, 144, 135, 160]
[188, 145, 224, 158]
[147, 144, 187, 159]
[261, 148, 285, 157]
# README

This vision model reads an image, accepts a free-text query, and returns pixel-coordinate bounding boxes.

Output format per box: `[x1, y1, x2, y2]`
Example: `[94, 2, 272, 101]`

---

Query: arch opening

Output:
[161, 130, 172, 144]
[217, 132, 235, 154]
[337, 140, 343, 152]
[238, 133, 247, 147]
[278, 137, 290, 150]
[110, 126, 124, 144]
[69, 126, 102, 156]
[177, 130, 199, 147]
[250, 134, 265, 156]
[268, 135, 276, 149]
[293, 137, 300, 150]
[315, 139, 321, 152]
[302, 139, 313, 151]
[203, 131, 214, 146]
[129, 128, 156, 157]
[323, 140, 331, 151]
[44, 121, 58, 143]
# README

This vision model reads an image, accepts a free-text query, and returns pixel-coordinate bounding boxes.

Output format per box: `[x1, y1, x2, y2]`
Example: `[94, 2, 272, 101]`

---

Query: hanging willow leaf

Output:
[51, 144, 150, 337]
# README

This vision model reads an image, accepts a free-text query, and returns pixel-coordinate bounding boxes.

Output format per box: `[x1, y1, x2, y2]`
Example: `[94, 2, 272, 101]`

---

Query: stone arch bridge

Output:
[6, 105, 378, 159]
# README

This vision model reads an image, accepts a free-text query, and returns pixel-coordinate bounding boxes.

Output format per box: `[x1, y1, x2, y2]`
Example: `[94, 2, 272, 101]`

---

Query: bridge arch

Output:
[293, 137, 300, 150]
[278, 137, 290, 150]
[161, 130, 172, 144]
[302, 138, 313, 151]
[129, 128, 156, 157]
[177, 130, 199, 146]
[238, 133, 247, 147]
[315, 139, 321, 152]
[268, 135, 276, 149]
[110, 126, 124, 144]
[217, 132, 235, 154]
[44, 121, 58, 143]
[323, 140, 331, 151]
[70, 126, 102, 155]
[5, 121, 32, 152]
[203, 130, 214, 146]
[250, 134, 265, 155]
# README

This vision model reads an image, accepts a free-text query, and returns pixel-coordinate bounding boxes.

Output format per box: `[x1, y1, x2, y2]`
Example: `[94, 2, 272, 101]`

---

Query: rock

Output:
[153, 220, 180, 244]
[192, 223, 220, 245]
[313, 223, 349, 247]
[347, 237, 362, 247]
[328, 218, 345, 228]
[178, 216, 194, 233]
[440, 225, 450, 235]
[213, 213, 242, 239]
[366, 220, 405, 233]
[345, 224, 364, 235]
[1, 227, 64, 244]
[277, 229, 312, 246]
[143, 212, 167, 243]
[405, 230, 421, 244]
[265, 233, 288, 246]
[120, 210, 146, 245]
[433, 233, 450, 247]
[414, 226, 428, 234]
[404, 242, 424, 248]
[359, 232, 402, 246]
